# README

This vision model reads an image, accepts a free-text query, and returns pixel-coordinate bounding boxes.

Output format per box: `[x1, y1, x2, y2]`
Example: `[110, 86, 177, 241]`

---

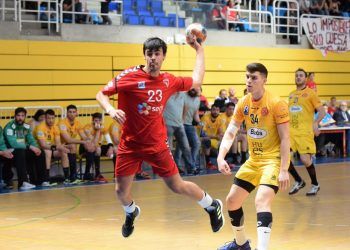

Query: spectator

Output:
[328, 0, 341, 15]
[0, 126, 13, 191]
[288, 2, 299, 44]
[34, 109, 70, 185]
[332, 101, 350, 156]
[306, 72, 317, 92]
[58, 105, 92, 184]
[101, 0, 112, 25]
[200, 104, 222, 170]
[3, 107, 45, 190]
[310, 0, 329, 15]
[214, 89, 229, 112]
[28, 109, 45, 132]
[80, 112, 114, 182]
[164, 92, 197, 175]
[221, 0, 242, 31]
[180, 87, 201, 173]
[299, 0, 312, 14]
[63, 0, 85, 23]
[198, 87, 210, 117]
[211, 4, 226, 30]
[328, 96, 337, 116]
[228, 87, 239, 104]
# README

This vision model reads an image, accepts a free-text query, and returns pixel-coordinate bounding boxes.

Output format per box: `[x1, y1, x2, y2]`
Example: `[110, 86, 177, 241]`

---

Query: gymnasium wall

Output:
[0, 39, 350, 109]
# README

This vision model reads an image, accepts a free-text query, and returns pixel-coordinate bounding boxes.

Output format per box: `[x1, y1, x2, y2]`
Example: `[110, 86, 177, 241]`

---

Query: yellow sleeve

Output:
[58, 121, 68, 134]
[310, 91, 322, 109]
[54, 126, 61, 138]
[232, 98, 245, 123]
[273, 100, 290, 124]
[36, 125, 46, 140]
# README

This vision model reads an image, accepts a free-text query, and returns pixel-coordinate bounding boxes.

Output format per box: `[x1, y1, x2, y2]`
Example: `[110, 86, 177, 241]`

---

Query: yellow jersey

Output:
[289, 87, 321, 136]
[83, 124, 109, 145]
[109, 122, 121, 141]
[34, 122, 60, 146]
[233, 90, 289, 159]
[201, 113, 223, 137]
[58, 118, 83, 143]
[219, 112, 233, 131]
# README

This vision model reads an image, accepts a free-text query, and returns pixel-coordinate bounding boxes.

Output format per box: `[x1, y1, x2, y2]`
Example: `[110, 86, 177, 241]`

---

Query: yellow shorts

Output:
[235, 158, 280, 188]
[290, 135, 316, 154]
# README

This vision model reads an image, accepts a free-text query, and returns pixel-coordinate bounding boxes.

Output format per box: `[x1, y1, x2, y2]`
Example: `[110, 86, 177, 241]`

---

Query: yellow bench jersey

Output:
[109, 122, 121, 141]
[201, 113, 223, 137]
[219, 112, 233, 131]
[289, 87, 322, 136]
[233, 90, 289, 159]
[83, 124, 109, 145]
[34, 122, 60, 146]
[58, 118, 83, 143]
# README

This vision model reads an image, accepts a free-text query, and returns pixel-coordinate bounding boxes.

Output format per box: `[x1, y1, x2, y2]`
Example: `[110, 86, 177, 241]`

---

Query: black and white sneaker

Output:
[122, 206, 141, 237]
[205, 199, 224, 232]
[289, 180, 306, 195]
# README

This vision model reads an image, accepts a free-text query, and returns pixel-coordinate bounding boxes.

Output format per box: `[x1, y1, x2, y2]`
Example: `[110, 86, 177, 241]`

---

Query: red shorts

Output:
[115, 148, 179, 177]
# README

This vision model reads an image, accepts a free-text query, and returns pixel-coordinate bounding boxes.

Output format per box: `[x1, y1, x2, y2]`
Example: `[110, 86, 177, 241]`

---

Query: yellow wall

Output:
[0, 39, 350, 109]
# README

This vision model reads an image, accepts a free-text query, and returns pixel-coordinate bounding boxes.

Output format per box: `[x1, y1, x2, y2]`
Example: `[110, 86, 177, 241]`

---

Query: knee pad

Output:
[228, 207, 244, 227]
[257, 212, 272, 228]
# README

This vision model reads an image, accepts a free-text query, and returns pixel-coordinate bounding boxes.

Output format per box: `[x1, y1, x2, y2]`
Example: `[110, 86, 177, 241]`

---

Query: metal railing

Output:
[273, 0, 300, 42]
[1, 0, 17, 21]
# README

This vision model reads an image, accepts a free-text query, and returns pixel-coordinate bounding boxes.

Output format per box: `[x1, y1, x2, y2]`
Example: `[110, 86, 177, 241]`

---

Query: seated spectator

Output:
[0, 125, 13, 191]
[328, 96, 337, 116]
[228, 87, 239, 105]
[214, 89, 230, 112]
[310, 0, 329, 15]
[221, 0, 243, 31]
[59, 105, 92, 184]
[4, 107, 45, 190]
[300, 0, 312, 14]
[34, 109, 70, 185]
[80, 112, 114, 182]
[198, 87, 210, 118]
[328, 0, 341, 15]
[200, 104, 222, 170]
[28, 109, 45, 132]
[306, 72, 317, 92]
[211, 4, 225, 30]
[101, 0, 112, 25]
[332, 101, 350, 156]
[63, 0, 85, 23]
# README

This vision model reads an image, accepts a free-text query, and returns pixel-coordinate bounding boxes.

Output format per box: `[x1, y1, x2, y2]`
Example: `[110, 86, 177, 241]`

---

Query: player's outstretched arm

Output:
[277, 122, 290, 191]
[190, 37, 205, 89]
[96, 91, 126, 124]
[217, 120, 240, 175]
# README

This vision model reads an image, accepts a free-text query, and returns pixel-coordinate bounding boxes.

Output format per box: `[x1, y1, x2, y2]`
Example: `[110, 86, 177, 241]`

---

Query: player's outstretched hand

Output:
[187, 35, 202, 51]
[109, 109, 126, 124]
[278, 169, 290, 191]
[217, 158, 232, 175]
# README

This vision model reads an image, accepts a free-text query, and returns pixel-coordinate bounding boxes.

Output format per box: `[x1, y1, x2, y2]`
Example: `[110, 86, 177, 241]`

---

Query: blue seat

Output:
[158, 17, 170, 27]
[178, 17, 185, 28]
[137, 0, 148, 11]
[109, 2, 118, 12]
[142, 16, 155, 26]
[123, 0, 133, 11]
[123, 9, 135, 15]
[150, 0, 162, 12]
[139, 10, 151, 16]
[127, 15, 139, 25]
[153, 11, 165, 17]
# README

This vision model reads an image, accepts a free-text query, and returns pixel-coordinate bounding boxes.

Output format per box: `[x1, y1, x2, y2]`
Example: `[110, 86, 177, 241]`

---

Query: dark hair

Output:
[15, 107, 27, 116]
[211, 103, 220, 109]
[295, 68, 307, 77]
[226, 102, 235, 109]
[219, 89, 226, 95]
[67, 104, 77, 111]
[246, 63, 268, 78]
[45, 109, 55, 116]
[92, 112, 102, 120]
[143, 37, 167, 55]
[33, 109, 45, 121]
[308, 72, 315, 76]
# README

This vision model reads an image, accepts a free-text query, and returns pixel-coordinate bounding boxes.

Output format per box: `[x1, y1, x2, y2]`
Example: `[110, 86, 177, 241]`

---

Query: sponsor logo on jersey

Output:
[289, 105, 303, 113]
[137, 102, 151, 115]
[138, 81, 146, 89]
[261, 107, 268, 116]
[243, 105, 249, 115]
[302, 93, 308, 98]
[163, 79, 169, 88]
[248, 128, 267, 139]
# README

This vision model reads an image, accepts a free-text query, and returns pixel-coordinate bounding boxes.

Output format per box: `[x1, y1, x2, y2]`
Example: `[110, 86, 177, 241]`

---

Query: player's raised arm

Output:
[190, 39, 205, 89]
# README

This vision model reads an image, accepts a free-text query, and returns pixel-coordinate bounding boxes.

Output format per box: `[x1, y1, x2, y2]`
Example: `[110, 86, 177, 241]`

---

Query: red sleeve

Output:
[101, 78, 117, 96]
[173, 76, 193, 92]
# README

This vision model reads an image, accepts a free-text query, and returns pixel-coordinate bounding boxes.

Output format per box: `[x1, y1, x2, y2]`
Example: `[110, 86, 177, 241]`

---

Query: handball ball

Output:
[185, 23, 207, 44]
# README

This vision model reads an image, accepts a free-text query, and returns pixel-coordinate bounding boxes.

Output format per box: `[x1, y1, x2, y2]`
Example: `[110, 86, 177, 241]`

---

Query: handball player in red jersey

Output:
[96, 37, 224, 237]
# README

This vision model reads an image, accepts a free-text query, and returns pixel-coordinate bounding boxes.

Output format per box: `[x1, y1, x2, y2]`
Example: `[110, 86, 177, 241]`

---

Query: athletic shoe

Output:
[306, 184, 320, 196]
[205, 199, 224, 232]
[135, 171, 151, 180]
[217, 240, 251, 250]
[122, 205, 141, 238]
[289, 180, 306, 195]
[41, 181, 51, 187]
[19, 182, 36, 191]
[207, 162, 218, 170]
[95, 174, 108, 183]
[70, 179, 83, 185]
[64, 179, 71, 185]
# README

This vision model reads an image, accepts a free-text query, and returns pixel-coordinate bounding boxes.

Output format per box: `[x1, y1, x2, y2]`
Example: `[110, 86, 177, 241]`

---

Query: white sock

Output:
[257, 226, 271, 250]
[198, 192, 213, 208]
[232, 226, 247, 246]
[123, 201, 136, 214]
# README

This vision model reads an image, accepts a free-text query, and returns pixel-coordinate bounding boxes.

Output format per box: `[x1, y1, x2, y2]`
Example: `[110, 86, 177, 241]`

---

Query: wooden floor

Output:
[1, 162, 350, 250]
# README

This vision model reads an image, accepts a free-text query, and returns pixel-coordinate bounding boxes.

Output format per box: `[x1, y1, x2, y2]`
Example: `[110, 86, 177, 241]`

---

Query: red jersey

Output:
[102, 65, 193, 154]
[306, 80, 317, 92]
